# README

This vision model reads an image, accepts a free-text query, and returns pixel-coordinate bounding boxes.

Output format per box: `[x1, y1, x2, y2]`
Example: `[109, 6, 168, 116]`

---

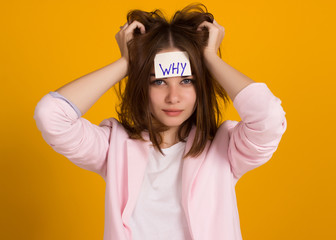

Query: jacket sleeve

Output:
[226, 82, 287, 182]
[33, 92, 112, 179]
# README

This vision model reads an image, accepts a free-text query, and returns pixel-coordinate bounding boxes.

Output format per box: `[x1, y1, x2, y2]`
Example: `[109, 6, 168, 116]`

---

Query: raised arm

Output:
[33, 21, 146, 178]
[197, 19, 255, 102]
[198, 20, 287, 182]
[55, 21, 146, 116]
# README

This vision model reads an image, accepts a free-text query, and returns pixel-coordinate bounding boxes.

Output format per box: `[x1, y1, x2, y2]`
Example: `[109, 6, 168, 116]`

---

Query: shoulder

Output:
[208, 120, 240, 145]
[97, 117, 149, 142]
[98, 117, 130, 139]
[98, 117, 121, 128]
[218, 119, 239, 134]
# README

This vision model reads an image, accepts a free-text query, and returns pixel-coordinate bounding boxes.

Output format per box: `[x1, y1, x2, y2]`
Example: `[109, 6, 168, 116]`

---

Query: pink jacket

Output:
[33, 82, 287, 240]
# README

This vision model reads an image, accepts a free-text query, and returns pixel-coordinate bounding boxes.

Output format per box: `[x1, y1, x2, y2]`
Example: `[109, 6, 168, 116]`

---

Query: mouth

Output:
[162, 109, 183, 116]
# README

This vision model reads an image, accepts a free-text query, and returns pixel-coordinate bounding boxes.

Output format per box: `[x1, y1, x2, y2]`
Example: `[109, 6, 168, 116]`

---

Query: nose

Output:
[165, 83, 180, 104]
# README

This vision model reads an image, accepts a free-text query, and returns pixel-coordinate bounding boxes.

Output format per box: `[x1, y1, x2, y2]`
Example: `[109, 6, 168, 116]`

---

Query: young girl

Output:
[34, 3, 287, 240]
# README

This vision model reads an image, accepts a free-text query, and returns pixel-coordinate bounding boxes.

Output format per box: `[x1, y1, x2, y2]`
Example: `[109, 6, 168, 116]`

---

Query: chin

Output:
[161, 120, 183, 128]
[159, 116, 190, 128]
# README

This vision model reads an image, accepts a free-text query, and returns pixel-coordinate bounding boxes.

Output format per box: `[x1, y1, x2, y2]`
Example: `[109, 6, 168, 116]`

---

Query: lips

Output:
[162, 109, 183, 112]
[162, 109, 183, 116]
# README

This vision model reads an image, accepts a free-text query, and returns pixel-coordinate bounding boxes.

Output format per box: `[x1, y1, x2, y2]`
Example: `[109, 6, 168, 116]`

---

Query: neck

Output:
[160, 127, 179, 149]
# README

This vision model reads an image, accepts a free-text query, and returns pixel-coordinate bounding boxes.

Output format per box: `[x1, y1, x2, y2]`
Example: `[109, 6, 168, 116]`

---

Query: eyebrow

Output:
[150, 73, 194, 79]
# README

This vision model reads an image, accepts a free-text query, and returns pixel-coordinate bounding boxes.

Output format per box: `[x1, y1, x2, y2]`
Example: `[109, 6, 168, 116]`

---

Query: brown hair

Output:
[115, 3, 230, 158]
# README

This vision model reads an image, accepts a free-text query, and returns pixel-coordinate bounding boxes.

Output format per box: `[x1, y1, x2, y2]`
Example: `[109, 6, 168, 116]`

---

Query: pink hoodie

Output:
[33, 82, 287, 239]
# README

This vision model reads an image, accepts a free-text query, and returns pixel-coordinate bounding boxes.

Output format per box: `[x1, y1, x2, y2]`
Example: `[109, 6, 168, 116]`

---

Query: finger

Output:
[126, 20, 146, 34]
[197, 21, 212, 31]
[117, 22, 128, 33]
[213, 19, 225, 32]
[120, 22, 128, 29]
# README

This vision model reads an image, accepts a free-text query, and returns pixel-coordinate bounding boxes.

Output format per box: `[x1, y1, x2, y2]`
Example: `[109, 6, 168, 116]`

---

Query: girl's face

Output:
[149, 47, 197, 131]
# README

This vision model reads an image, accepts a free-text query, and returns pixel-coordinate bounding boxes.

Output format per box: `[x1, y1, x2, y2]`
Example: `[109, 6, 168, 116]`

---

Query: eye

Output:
[181, 79, 194, 85]
[151, 80, 166, 85]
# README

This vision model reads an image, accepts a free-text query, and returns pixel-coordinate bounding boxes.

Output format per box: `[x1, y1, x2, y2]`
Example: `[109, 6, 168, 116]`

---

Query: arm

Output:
[203, 55, 255, 102]
[198, 20, 287, 182]
[55, 21, 145, 116]
[55, 57, 127, 116]
[197, 19, 255, 102]
[33, 21, 146, 178]
[226, 83, 287, 182]
[33, 93, 112, 178]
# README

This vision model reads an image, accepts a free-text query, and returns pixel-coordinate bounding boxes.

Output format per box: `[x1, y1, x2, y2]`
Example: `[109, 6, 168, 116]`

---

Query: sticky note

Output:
[154, 51, 192, 79]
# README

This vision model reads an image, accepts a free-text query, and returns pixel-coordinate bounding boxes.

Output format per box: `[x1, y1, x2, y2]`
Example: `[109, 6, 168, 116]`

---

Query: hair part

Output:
[114, 3, 231, 159]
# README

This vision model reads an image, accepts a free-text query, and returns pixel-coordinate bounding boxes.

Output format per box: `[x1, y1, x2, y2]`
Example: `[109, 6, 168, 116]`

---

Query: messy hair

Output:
[115, 3, 230, 158]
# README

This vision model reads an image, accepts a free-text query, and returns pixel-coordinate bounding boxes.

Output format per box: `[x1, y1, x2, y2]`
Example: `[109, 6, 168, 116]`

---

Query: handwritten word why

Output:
[154, 51, 192, 78]
[159, 62, 188, 76]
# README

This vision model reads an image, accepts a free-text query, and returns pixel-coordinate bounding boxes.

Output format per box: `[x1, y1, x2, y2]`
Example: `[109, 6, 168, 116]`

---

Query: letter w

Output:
[159, 64, 172, 76]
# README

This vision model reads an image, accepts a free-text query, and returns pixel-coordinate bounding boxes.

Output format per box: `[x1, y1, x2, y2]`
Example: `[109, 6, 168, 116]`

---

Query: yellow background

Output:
[1, 0, 335, 239]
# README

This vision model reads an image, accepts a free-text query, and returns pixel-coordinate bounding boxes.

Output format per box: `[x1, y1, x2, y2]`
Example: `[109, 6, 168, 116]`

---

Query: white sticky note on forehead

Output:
[154, 51, 192, 79]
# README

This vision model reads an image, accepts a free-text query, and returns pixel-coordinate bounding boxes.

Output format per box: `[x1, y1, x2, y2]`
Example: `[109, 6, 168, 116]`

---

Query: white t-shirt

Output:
[128, 140, 192, 240]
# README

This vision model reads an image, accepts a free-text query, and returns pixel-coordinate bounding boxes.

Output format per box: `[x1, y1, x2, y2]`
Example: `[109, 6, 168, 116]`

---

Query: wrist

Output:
[203, 51, 221, 66]
[117, 57, 129, 78]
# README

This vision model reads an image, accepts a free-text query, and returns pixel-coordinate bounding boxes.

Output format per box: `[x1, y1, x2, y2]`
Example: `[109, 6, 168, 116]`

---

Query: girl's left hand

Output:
[115, 21, 146, 62]
[197, 19, 225, 58]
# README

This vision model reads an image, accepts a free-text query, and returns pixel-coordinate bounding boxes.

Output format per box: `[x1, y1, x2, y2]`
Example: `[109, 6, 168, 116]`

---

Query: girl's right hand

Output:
[115, 20, 146, 63]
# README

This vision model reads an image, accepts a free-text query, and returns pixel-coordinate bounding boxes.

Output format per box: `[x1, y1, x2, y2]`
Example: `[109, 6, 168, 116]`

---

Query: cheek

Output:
[185, 88, 197, 105]
[149, 89, 161, 108]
